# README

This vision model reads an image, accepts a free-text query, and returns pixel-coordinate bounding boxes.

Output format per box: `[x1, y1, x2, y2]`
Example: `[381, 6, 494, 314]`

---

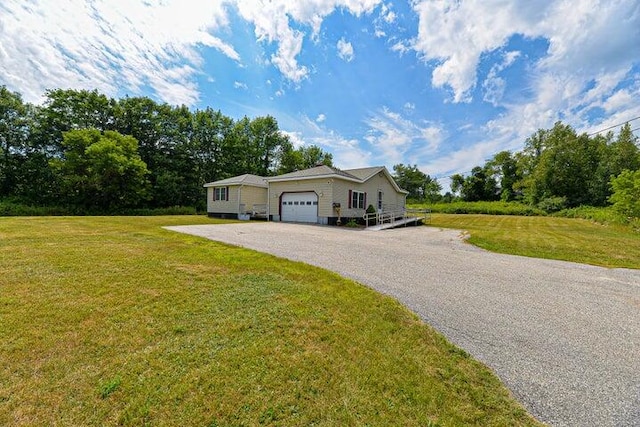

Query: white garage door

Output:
[281, 192, 318, 223]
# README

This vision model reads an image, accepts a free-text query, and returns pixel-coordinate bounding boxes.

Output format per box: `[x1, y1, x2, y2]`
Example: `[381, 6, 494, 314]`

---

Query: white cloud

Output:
[410, 0, 640, 105]
[482, 51, 521, 106]
[282, 130, 306, 148]
[365, 107, 443, 165]
[234, 0, 381, 82]
[0, 0, 239, 105]
[401, 0, 640, 184]
[288, 114, 373, 169]
[234, 81, 248, 90]
[404, 102, 415, 110]
[603, 90, 635, 114]
[316, 113, 327, 123]
[337, 38, 355, 62]
[373, 2, 396, 37]
[391, 40, 411, 55]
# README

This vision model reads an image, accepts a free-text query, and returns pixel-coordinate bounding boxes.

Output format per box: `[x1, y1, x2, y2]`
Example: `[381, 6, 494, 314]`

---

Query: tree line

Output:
[0, 86, 332, 212]
[448, 121, 639, 212]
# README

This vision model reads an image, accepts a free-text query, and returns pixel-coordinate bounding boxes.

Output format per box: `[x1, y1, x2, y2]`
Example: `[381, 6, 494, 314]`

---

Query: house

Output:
[204, 165, 408, 224]
[203, 174, 268, 219]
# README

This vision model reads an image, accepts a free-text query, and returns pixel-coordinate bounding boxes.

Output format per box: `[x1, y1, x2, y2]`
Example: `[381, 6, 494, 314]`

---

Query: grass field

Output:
[429, 214, 640, 269]
[0, 216, 540, 426]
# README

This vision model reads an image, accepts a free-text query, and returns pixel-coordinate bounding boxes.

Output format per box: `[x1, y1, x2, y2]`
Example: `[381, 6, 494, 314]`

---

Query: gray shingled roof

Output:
[343, 166, 384, 181]
[266, 165, 360, 181]
[203, 166, 408, 194]
[203, 174, 268, 188]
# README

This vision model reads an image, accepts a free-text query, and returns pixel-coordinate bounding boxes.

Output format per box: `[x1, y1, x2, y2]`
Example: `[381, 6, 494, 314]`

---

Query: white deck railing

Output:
[363, 208, 431, 228]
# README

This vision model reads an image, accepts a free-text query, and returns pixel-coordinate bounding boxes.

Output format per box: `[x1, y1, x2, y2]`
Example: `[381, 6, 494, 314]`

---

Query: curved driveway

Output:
[166, 222, 640, 426]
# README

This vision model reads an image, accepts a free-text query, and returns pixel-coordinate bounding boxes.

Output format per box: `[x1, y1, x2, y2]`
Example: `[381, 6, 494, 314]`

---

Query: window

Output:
[351, 190, 365, 209]
[213, 187, 227, 201]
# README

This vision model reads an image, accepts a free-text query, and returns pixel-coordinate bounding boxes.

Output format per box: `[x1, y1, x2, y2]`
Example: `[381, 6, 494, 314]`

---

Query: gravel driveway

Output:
[166, 222, 640, 427]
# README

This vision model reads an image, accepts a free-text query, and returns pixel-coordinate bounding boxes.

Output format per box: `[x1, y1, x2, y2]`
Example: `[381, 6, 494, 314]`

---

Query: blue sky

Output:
[1, 0, 639, 187]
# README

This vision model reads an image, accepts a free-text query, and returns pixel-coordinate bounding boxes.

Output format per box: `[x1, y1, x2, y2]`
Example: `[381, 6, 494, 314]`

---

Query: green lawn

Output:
[429, 214, 640, 269]
[0, 216, 539, 426]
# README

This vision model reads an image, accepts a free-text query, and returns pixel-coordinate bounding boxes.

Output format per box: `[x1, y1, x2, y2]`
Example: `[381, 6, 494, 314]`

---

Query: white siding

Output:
[240, 185, 268, 213]
[269, 179, 333, 221]
[333, 172, 406, 218]
[208, 184, 268, 215]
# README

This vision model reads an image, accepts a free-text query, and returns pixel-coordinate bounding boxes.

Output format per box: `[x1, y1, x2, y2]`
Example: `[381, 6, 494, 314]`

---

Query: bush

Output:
[537, 196, 568, 213]
[409, 201, 545, 216]
[119, 206, 199, 216]
[344, 218, 360, 228]
[555, 206, 630, 225]
[0, 201, 199, 216]
[609, 169, 640, 218]
[0, 201, 72, 216]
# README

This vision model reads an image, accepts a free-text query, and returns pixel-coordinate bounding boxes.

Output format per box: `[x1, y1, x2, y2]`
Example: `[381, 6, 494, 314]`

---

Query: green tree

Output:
[519, 122, 606, 207]
[34, 88, 117, 154]
[609, 169, 640, 218]
[608, 123, 640, 177]
[460, 166, 499, 202]
[191, 107, 234, 183]
[486, 150, 520, 201]
[392, 164, 441, 200]
[277, 144, 333, 173]
[51, 129, 149, 210]
[0, 86, 29, 197]
[450, 173, 465, 198]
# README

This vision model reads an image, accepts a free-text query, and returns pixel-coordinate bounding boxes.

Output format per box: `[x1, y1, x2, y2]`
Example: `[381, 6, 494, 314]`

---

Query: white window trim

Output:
[352, 190, 365, 209]
[214, 187, 227, 201]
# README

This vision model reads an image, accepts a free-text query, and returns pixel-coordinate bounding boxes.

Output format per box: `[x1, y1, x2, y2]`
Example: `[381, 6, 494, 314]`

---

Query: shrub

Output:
[344, 218, 360, 228]
[555, 206, 631, 225]
[0, 201, 199, 216]
[409, 201, 545, 216]
[609, 169, 640, 219]
[0, 201, 72, 216]
[537, 196, 567, 213]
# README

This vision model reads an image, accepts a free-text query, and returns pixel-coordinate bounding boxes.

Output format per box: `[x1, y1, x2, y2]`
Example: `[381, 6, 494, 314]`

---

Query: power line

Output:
[587, 115, 640, 136]
[432, 119, 640, 181]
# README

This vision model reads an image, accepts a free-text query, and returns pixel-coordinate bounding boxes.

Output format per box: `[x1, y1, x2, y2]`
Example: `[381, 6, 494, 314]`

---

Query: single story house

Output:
[203, 174, 268, 220]
[204, 165, 408, 225]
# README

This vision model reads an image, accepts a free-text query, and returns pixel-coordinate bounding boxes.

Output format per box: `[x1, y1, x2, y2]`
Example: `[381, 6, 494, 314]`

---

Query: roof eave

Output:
[267, 173, 361, 183]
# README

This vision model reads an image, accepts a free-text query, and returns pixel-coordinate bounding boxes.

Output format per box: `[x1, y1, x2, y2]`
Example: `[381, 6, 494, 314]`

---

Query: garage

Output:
[281, 192, 318, 223]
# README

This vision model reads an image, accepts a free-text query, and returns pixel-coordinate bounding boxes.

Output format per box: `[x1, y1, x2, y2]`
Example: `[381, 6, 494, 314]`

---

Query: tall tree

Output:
[50, 129, 149, 210]
[34, 89, 117, 155]
[609, 169, 640, 218]
[608, 123, 640, 177]
[392, 164, 441, 200]
[519, 122, 606, 207]
[277, 144, 333, 173]
[0, 86, 30, 197]
[458, 166, 499, 202]
[486, 150, 520, 201]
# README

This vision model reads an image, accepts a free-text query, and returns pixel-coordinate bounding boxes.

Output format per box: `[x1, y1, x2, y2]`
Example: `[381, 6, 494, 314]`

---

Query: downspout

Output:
[266, 185, 270, 221]
[238, 185, 243, 216]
